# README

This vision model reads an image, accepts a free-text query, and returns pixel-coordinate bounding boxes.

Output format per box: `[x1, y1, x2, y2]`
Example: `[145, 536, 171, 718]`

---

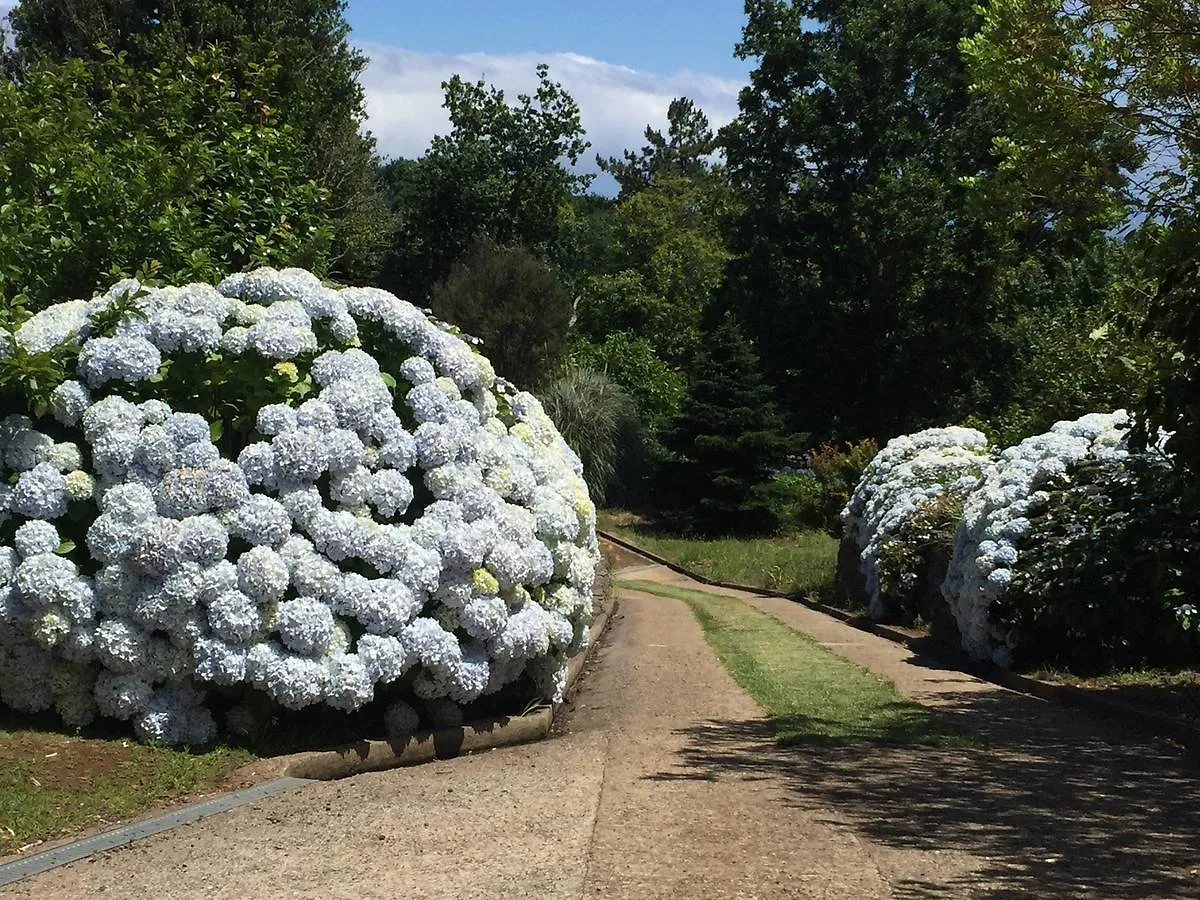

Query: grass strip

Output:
[619, 578, 970, 747]
[599, 513, 837, 597]
[0, 732, 253, 856]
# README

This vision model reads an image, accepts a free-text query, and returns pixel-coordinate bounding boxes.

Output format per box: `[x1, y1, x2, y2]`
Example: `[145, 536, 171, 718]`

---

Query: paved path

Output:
[5, 558, 1200, 898]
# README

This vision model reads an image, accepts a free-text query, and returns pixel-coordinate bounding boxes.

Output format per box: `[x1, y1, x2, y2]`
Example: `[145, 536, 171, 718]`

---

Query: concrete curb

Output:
[600, 529, 1200, 756]
[277, 583, 617, 781]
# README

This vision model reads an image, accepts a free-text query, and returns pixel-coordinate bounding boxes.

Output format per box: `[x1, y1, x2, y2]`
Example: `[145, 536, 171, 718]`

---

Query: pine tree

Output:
[663, 312, 788, 535]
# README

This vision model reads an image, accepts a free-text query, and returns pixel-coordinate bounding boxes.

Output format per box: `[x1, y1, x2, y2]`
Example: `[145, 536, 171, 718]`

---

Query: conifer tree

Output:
[662, 312, 788, 535]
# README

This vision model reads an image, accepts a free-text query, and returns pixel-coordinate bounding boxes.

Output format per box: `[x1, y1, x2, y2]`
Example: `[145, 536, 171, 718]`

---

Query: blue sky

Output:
[345, 1, 753, 81]
[346, 0, 753, 188]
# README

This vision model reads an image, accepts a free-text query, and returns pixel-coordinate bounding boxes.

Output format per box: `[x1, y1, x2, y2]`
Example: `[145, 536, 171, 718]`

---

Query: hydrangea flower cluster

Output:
[841, 427, 991, 619]
[0, 268, 598, 745]
[941, 411, 1130, 664]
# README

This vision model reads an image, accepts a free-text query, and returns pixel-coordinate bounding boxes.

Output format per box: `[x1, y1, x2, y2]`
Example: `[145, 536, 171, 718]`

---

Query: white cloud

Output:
[356, 44, 745, 190]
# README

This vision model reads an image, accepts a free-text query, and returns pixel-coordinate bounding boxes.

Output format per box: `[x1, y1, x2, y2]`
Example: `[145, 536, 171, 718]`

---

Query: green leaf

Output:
[55, 540, 76, 556]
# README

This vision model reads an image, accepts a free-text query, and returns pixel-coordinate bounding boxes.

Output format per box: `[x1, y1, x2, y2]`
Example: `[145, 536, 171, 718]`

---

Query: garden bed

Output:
[0, 713, 255, 858]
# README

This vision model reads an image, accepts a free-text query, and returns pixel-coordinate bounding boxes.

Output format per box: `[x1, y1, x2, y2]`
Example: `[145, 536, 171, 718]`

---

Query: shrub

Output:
[539, 367, 642, 506]
[0, 268, 599, 745]
[430, 239, 574, 389]
[997, 457, 1199, 672]
[807, 439, 879, 535]
[0, 49, 333, 315]
[764, 470, 826, 532]
[942, 411, 1131, 664]
[660, 312, 788, 536]
[842, 427, 991, 620]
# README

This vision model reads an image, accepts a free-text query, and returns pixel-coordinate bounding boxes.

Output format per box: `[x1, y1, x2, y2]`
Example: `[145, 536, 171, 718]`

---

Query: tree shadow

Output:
[650, 690, 1200, 899]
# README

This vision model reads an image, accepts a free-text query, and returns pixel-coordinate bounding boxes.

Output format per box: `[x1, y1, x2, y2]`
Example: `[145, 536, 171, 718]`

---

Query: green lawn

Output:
[0, 722, 254, 856]
[599, 511, 837, 598]
[619, 578, 969, 746]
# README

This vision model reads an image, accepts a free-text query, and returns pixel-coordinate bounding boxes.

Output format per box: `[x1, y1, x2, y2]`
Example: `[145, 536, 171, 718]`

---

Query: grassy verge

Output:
[599, 510, 837, 598]
[0, 720, 255, 856]
[619, 578, 969, 747]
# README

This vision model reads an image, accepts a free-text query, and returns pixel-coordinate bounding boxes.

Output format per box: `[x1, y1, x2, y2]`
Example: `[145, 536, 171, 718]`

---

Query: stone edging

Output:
[272, 583, 617, 781]
[599, 528, 1200, 757]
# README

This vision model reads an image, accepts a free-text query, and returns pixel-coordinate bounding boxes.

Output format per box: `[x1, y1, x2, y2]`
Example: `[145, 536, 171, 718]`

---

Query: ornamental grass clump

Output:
[842, 427, 991, 620]
[941, 411, 1130, 665]
[0, 268, 599, 745]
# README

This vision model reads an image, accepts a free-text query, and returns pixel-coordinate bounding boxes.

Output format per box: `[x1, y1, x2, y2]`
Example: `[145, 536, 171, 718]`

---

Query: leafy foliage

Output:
[0, 49, 332, 314]
[430, 239, 574, 389]
[567, 332, 686, 436]
[5, 0, 391, 282]
[1000, 458, 1200, 673]
[598, 96, 719, 199]
[721, 0, 1019, 441]
[381, 65, 591, 299]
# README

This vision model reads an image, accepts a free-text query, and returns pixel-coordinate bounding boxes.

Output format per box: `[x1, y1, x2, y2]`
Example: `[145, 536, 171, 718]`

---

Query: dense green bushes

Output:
[0, 50, 332, 315]
[1001, 458, 1200, 672]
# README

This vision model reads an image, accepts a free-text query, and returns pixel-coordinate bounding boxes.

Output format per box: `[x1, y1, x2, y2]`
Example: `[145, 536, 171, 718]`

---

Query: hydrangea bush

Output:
[0, 268, 599, 745]
[842, 427, 991, 620]
[941, 411, 1130, 665]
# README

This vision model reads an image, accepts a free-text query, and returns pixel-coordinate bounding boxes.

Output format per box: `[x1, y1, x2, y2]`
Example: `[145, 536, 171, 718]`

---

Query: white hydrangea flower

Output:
[942, 411, 1131, 663]
[841, 427, 992, 619]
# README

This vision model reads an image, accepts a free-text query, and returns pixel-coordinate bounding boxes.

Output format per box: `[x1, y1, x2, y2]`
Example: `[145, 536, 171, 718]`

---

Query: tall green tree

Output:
[599, 96, 719, 198]
[5, 0, 392, 282]
[661, 311, 788, 535]
[721, 0, 1026, 442]
[381, 65, 591, 300]
[0, 49, 331, 314]
[963, 0, 1200, 475]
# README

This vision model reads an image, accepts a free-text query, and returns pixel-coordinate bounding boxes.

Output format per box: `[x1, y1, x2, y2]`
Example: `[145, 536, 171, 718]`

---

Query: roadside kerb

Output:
[600, 528, 1200, 757]
[279, 584, 616, 780]
[0, 564, 616, 886]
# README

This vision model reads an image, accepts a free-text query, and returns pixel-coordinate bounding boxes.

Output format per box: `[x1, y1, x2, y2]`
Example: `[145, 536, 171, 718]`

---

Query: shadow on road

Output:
[651, 688, 1200, 899]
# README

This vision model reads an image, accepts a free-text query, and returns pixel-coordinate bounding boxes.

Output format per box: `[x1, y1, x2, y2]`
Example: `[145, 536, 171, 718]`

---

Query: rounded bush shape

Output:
[842, 427, 991, 619]
[942, 411, 1130, 664]
[0, 268, 598, 744]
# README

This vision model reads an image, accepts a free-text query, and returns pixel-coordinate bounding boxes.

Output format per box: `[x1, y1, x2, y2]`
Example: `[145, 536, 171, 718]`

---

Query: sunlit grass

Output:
[0, 725, 254, 856]
[599, 510, 837, 597]
[619, 578, 970, 747]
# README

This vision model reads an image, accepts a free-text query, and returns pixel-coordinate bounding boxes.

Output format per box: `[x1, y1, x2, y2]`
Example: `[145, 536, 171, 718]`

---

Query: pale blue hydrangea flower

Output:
[132, 683, 216, 746]
[206, 589, 262, 644]
[257, 404, 298, 437]
[227, 495, 291, 546]
[236, 546, 290, 602]
[295, 399, 338, 430]
[356, 633, 415, 683]
[237, 443, 277, 488]
[50, 381, 91, 427]
[368, 469, 414, 519]
[78, 335, 161, 387]
[94, 670, 154, 720]
[272, 427, 331, 482]
[274, 598, 335, 656]
[193, 636, 247, 685]
[94, 618, 151, 672]
[324, 653, 374, 711]
[399, 356, 436, 385]
[14, 520, 60, 558]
